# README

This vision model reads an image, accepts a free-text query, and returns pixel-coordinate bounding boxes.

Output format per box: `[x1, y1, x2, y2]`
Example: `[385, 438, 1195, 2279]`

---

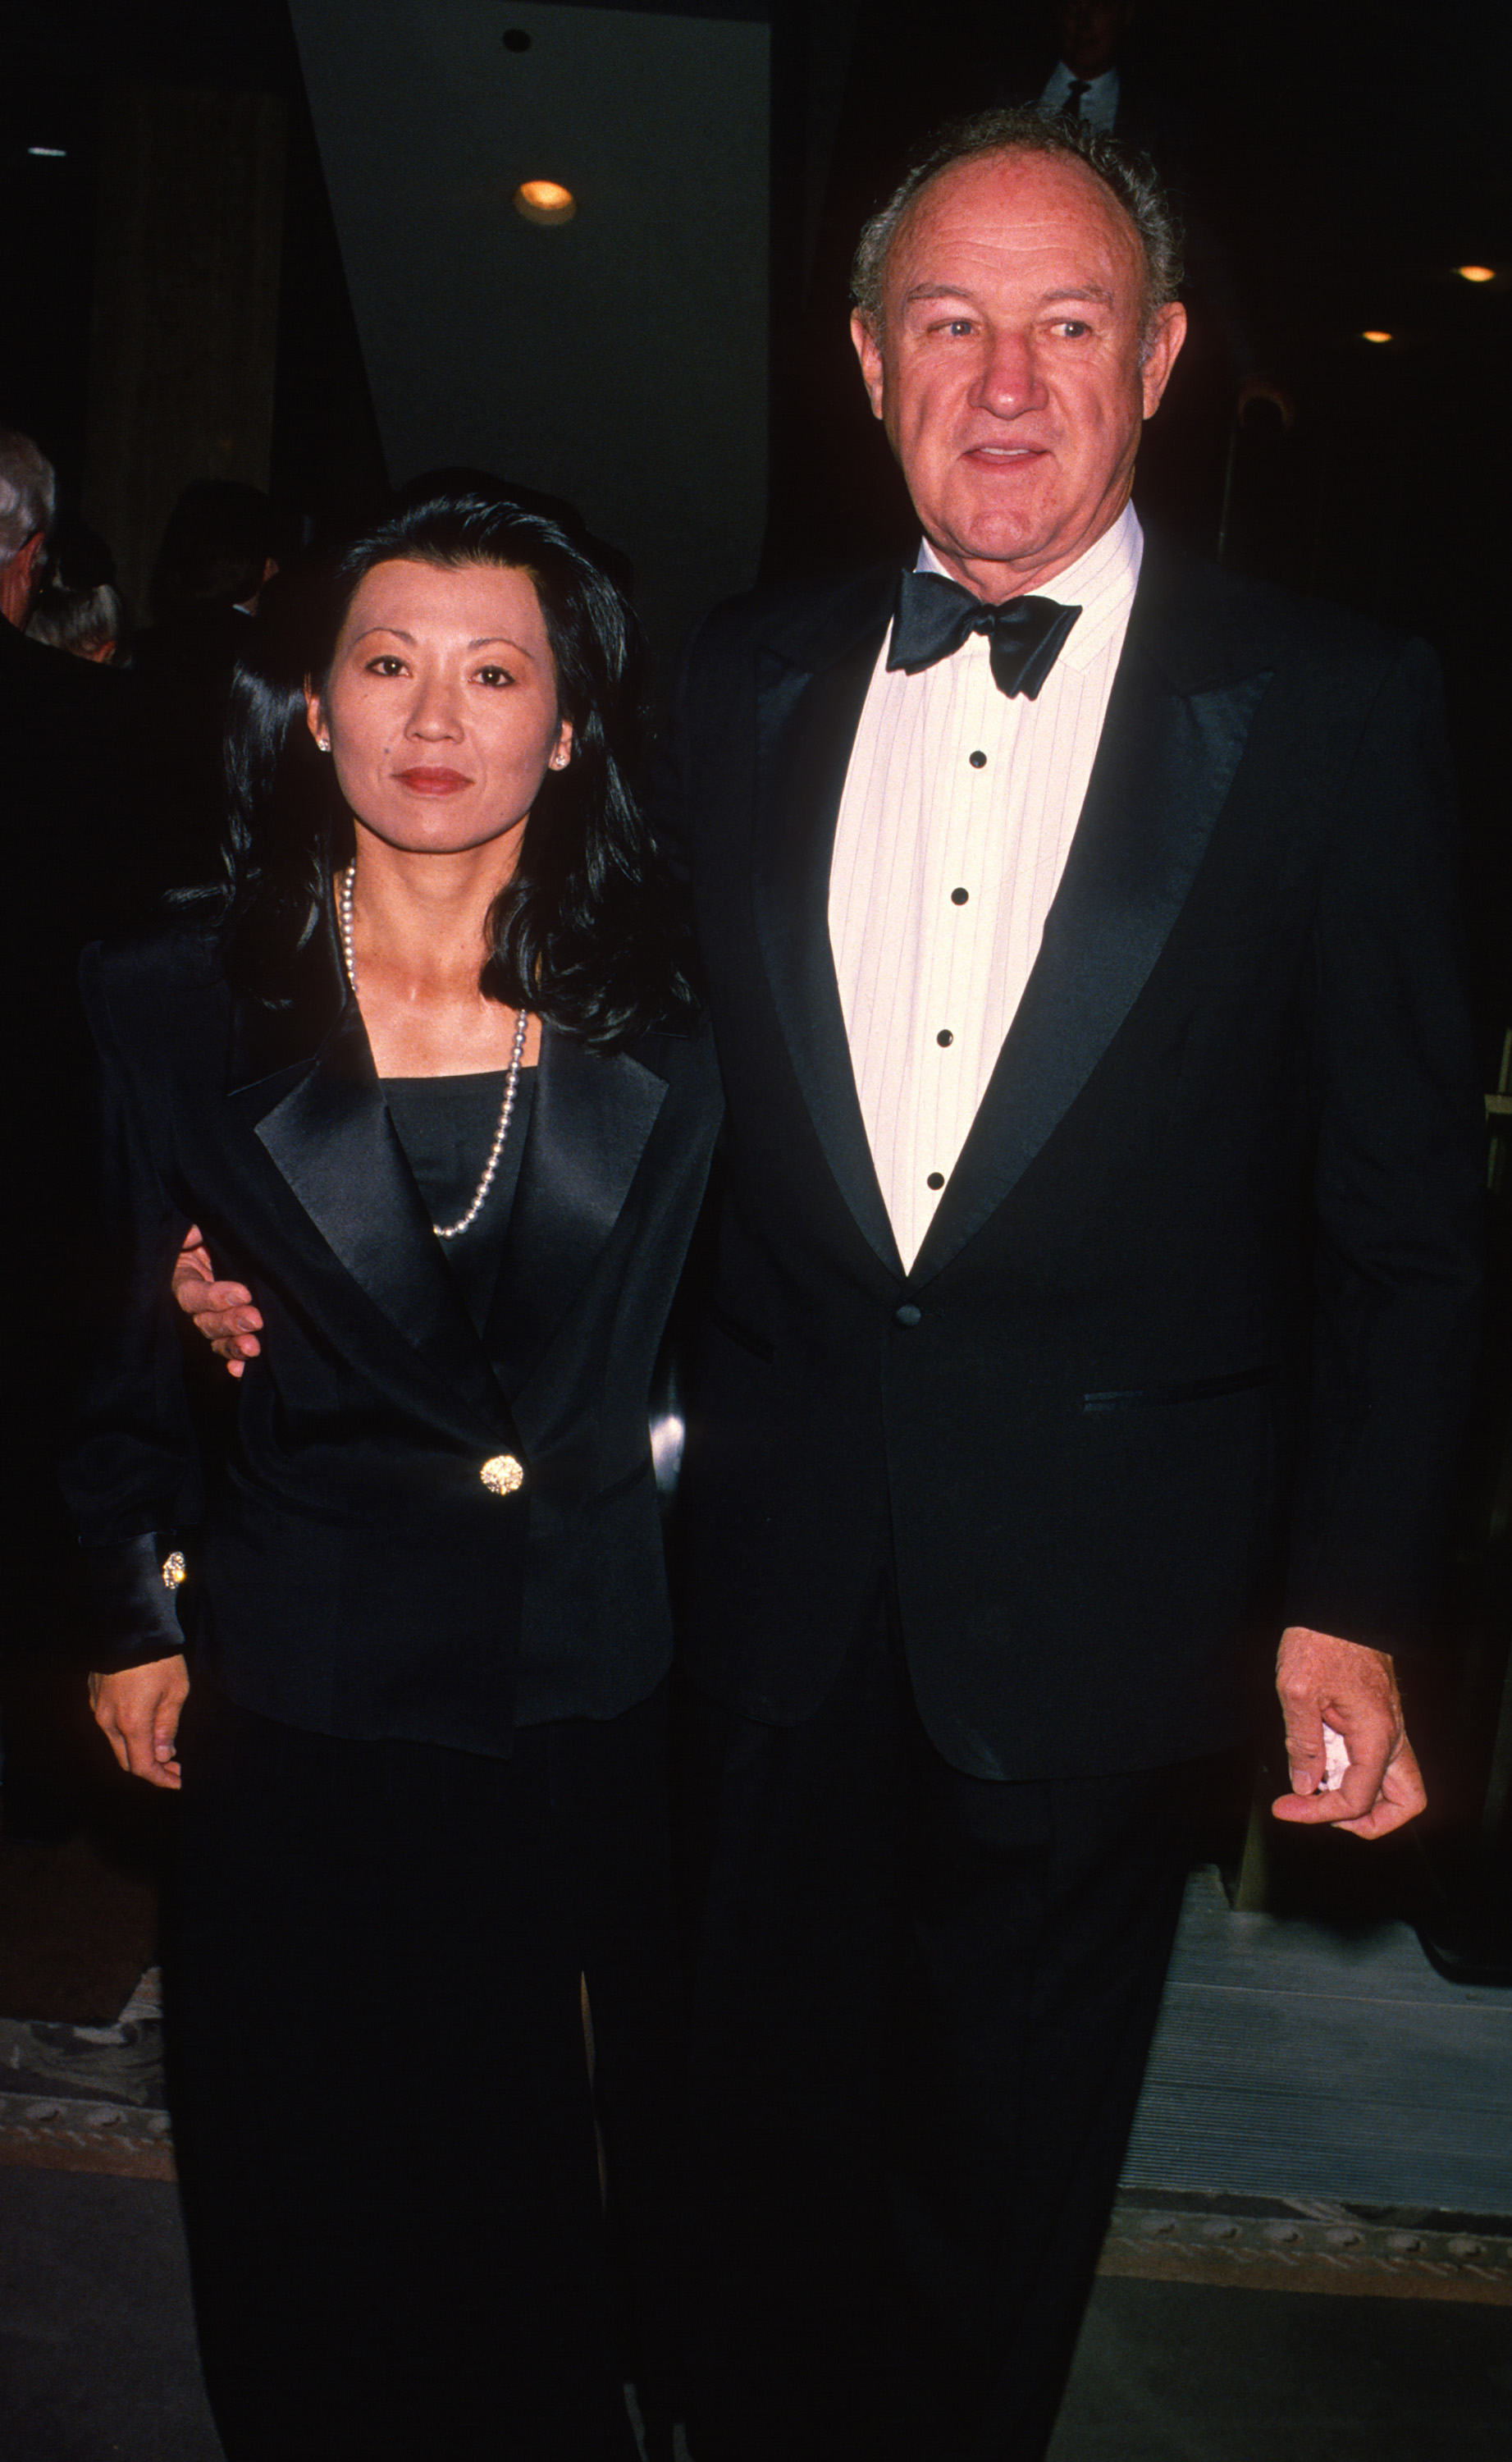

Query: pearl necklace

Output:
[339, 862, 528, 1242]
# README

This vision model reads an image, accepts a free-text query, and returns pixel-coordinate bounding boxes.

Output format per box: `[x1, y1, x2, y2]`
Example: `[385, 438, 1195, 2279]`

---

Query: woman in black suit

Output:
[65, 486, 720, 2462]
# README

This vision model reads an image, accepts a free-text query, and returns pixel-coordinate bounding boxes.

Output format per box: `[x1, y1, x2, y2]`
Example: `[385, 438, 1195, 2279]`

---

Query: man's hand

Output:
[173, 1224, 262, 1378]
[1271, 1627, 1426, 1840]
[89, 1657, 190, 1791]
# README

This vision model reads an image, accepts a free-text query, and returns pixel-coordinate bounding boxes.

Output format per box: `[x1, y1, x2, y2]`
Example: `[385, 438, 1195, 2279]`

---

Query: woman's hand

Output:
[173, 1224, 263, 1378]
[89, 1657, 190, 1790]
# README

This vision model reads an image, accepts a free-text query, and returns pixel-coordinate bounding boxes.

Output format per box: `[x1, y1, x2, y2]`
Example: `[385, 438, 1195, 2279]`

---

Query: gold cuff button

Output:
[161, 1551, 187, 1589]
[480, 1455, 524, 1495]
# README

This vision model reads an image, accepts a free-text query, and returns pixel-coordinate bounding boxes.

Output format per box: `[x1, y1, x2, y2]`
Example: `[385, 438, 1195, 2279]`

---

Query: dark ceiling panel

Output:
[290, 0, 769, 659]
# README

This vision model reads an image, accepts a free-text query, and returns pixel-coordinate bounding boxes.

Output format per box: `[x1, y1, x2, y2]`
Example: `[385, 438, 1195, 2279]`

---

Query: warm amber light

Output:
[1361, 329, 1392, 344]
[1457, 263, 1495, 283]
[514, 180, 576, 226]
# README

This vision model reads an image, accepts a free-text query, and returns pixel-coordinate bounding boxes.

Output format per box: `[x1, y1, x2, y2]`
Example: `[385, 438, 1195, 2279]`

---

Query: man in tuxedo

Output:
[664, 108, 1482, 2461]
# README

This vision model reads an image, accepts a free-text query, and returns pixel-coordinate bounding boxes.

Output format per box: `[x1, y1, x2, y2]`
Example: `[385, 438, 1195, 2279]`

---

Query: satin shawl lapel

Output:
[911, 634, 1274, 1285]
[240, 989, 509, 1432]
[486, 1026, 668, 1409]
[751, 579, 904, 1279]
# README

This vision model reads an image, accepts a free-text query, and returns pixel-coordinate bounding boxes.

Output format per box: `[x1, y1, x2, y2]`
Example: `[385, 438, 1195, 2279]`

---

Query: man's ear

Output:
[18, 530, 48, 597]
[1140, 300, 1187, 420]
[0, 529, 48, 628]
[851, 310, 888, 423]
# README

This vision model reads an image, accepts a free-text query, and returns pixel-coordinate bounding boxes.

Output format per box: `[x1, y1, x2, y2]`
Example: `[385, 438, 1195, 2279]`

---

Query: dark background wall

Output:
[287, 0, 773, 661]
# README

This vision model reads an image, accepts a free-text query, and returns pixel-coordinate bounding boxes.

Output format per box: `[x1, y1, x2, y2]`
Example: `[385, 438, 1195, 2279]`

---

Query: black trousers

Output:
[167, 1678, 684, 2462]
[680, 1586, 1199, 2462]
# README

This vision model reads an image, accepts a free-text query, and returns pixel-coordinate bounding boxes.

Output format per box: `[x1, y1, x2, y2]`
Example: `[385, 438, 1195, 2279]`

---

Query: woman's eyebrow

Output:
[348, 626, 535, 657]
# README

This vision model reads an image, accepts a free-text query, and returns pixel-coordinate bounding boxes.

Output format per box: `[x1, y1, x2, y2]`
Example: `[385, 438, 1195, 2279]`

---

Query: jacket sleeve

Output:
[1283, 637, 1485, 1651]
[62, 946, 202, 1670]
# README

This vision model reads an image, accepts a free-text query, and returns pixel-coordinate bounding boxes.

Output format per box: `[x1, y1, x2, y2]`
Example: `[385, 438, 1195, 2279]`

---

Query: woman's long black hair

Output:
[217, 482, 697, 1052]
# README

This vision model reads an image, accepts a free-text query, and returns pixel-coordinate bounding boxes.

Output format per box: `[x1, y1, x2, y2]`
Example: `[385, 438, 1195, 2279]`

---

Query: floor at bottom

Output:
[1046, 2273, 1510, 2459]
[2, 2168, 1509, 2462]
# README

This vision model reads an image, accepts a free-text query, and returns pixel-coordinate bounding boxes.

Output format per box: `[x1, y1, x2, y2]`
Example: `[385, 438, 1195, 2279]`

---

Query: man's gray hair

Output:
[0, 428, 57, 565]
[851, 106, 1184, 354]
[27, 580, 125, 660]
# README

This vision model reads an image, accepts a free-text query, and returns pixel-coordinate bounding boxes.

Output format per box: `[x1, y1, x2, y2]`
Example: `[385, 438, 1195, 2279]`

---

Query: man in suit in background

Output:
[1034, 0, 1156, 140]
[664, 108, 1482, 2461]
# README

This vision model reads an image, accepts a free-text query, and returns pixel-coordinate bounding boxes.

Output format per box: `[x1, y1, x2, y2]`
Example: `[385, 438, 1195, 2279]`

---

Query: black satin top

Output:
[69, 928, 726, 1749]
[381, 1071, 537, 1334]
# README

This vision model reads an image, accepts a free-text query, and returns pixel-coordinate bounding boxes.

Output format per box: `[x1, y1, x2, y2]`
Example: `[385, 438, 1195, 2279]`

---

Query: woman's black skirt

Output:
[165, 1676, 683, 2461]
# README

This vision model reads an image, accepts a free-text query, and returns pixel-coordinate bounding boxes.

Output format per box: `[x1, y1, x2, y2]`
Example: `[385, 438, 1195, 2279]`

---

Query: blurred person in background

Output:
[0, 423, 55, 632]
[26, 577, 124, 663]
[25, 520, 128, 665]
[140, 474, 279, 632]
[2, 428, 150, 1842]
[0, 428, 150, 940]
[135, 478, 281, 890]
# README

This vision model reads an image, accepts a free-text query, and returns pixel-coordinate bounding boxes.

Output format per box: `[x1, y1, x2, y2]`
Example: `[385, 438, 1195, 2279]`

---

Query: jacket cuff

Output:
[81, 1535, 189, 1673]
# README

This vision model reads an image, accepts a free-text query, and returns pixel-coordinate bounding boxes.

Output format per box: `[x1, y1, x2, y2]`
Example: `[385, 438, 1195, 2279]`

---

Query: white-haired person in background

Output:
[0, 424, 57, 629]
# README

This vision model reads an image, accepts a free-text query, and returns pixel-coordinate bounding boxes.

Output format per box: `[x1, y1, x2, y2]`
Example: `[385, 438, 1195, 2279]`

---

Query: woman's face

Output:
[306, 557, 572, 856]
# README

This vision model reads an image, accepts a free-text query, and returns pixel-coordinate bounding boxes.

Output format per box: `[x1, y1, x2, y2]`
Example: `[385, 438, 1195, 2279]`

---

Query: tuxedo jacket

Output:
[660, 536, 1483, 1781]
[63, 922, 722, 1756]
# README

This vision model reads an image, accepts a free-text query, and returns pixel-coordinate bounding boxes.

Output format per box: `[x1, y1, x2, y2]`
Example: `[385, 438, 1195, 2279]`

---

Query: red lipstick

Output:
[395, 767, 472, 794]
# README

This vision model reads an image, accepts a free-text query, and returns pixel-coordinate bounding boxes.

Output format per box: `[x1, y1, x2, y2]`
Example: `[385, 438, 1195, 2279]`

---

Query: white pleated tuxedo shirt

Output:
[828, 503, 1143, 1271]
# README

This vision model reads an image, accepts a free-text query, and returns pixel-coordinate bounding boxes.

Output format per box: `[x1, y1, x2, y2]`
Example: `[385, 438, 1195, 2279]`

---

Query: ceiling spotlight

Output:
[1457, 264, 1495, 283]
[514, 181, 575, 227]
[1361, 330, 1392, 344]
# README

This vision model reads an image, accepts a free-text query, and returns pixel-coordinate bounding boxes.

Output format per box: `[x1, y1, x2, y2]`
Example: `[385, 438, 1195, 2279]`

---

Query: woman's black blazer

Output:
[63, 920, 722, 1756]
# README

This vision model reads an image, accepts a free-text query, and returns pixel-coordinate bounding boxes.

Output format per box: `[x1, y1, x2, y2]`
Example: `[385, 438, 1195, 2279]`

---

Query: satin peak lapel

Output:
[486, 1027, 668, 1406]
[911, 643, 1273, 1284]
[751, 603, 904, 1279]
[250, 995, 508, 1428]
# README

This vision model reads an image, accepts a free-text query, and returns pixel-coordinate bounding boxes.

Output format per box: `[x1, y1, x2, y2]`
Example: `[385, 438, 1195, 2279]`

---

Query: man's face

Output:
[1056, 0, 1132, 80]
[852, 149, 1185, 600]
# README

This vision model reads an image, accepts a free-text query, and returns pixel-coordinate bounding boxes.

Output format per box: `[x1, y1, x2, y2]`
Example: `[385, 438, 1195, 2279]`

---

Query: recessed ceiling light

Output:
[514, 181, 575, 227]
[1361, 330, 1392, 344]
[27, 145, 67, 158]
[1457, 264, 1495, 283]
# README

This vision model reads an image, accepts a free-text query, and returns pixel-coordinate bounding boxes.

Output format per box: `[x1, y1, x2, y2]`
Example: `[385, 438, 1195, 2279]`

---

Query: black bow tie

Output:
[888, 568, 1082, 700]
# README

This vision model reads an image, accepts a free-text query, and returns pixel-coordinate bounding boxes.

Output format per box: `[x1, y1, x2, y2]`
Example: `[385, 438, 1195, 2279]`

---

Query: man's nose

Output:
[971, 329, 1047, 417]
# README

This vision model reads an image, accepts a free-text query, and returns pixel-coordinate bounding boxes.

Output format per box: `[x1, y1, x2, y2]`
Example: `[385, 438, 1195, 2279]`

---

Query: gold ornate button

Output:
[480, 1455, 524, 1495]
[161, 1550, 187, 1589]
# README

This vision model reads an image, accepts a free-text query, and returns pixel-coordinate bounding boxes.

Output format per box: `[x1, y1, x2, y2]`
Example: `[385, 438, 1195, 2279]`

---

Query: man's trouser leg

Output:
[682, 1593, 1196, 2462]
